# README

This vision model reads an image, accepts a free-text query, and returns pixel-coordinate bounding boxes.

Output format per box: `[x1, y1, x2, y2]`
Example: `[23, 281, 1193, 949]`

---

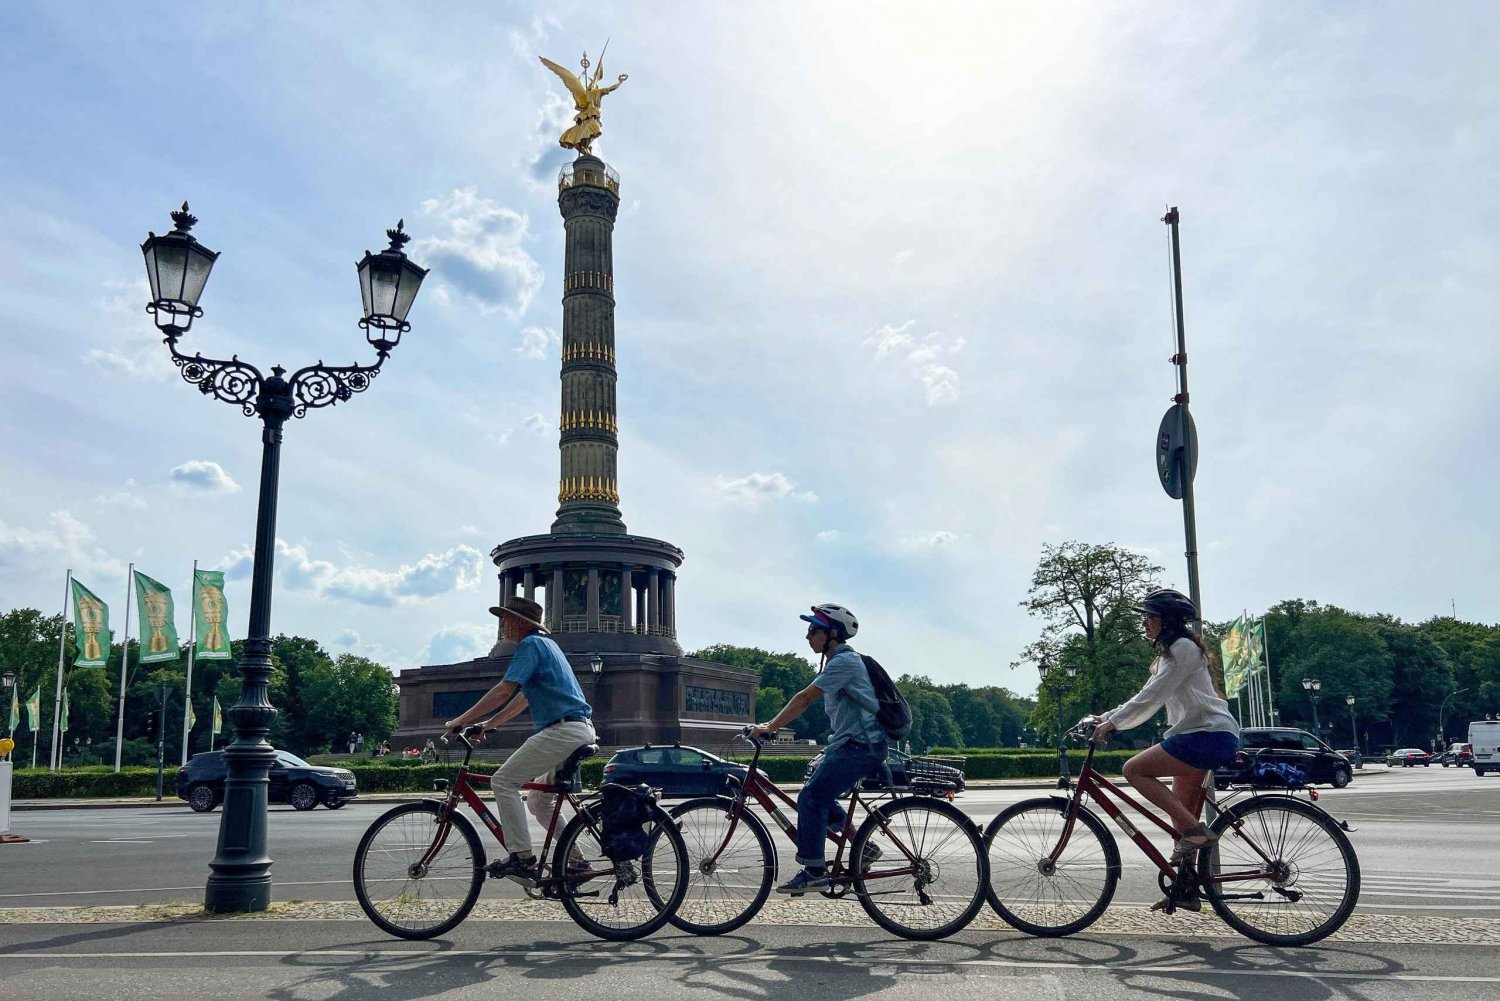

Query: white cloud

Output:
[94, 479, 147, 510]
[413, 188, 543, 318]
[169, 460, 240, 494]
[81, 278, 177, 382]
[459, 525, 481, 535]
[422, 621, 495, 666]
[334, 628, 360, 647]
[866, 322, 965, 405]
[816, 530, 840, 542]
[716, 472, 817, 505]
[900, 530, 960, 550]
[218, 540, 486, 608]
[508, 12, 561, 58]
[517, 325, 559, 359]
[525, 90, 578, 187]
[0, 510, 125, 579]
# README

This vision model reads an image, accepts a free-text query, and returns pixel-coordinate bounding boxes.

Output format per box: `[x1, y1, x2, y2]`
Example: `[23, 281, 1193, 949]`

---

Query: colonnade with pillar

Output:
[497, 562, 677, 637]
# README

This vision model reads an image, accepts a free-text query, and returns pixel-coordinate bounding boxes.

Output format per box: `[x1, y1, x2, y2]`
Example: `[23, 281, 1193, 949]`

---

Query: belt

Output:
[546, 714, 590, 728]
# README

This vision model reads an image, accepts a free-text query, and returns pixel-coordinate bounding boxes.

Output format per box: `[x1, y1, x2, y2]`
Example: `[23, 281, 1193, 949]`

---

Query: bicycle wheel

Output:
[553, 801, 690, 940]
[668, 797, 777, 935]
[1202, 795, 1360, 946]
[983, 798, 1120, 937]
[353, 801, 485, 940]
[851, 796, 988, 940]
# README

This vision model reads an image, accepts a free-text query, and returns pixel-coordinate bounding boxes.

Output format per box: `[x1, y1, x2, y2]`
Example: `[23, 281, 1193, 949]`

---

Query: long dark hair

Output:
[1156, 617, 1225, 697]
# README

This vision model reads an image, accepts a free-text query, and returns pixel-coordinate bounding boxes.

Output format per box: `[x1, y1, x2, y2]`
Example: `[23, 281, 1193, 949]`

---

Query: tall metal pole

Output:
[114, 564, 134, 773]
[1053, 680, 1070, 787]
[1163, 208, 1203, 629]
[205, 384, 291, 913]
[181, 560, 198, 767]
[155, 687, 168, 802]
[50, 570, 71, 771]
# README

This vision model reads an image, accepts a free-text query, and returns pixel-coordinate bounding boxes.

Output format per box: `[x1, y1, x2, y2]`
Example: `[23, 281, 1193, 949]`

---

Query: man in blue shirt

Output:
[445, 596, 595, 883]
[750, 602, 886, 895]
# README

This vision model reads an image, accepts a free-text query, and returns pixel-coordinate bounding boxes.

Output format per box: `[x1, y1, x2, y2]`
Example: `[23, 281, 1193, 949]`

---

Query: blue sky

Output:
[1, 2, 1496, 696]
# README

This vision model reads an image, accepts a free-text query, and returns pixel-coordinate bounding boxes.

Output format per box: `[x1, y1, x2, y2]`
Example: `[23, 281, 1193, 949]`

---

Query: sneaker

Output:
[775, 869, 831, 896]
[860, 841, 884, 870]
[486, 853, 540, 886]
[565, 857, 597, 880]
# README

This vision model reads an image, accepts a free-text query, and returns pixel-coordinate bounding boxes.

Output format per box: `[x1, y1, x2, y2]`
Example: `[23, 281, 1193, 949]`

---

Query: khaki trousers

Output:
[492, 719, 596, 855]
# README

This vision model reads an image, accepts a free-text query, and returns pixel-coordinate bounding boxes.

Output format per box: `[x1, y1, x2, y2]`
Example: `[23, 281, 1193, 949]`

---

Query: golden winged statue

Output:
[540, 50, 627, 155]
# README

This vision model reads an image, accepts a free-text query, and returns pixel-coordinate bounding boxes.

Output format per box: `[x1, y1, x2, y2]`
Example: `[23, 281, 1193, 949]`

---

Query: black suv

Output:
[1214, 728, 1354, 789]
[804, 747, 966, 796]
[602, 744, 748, 798]
[176, 749, 357, 812]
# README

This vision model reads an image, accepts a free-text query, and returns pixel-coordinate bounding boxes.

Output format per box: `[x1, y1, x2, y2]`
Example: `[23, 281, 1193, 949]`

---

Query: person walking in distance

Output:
[444, 596, 596, 884]
[750, 603, 886, 896]
[1089, 588, 1241, 912]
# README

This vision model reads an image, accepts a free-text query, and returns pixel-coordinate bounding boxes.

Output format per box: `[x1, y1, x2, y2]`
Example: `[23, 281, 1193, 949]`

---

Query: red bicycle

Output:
[353, 725, 689, 941]
[984, 721, 1360, 946]
[667, 728, 988, 940]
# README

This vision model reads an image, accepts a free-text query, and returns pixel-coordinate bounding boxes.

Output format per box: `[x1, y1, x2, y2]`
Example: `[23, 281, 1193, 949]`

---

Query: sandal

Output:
[1150, 894, 1202, 913]
[1170, 824, 1215, 862]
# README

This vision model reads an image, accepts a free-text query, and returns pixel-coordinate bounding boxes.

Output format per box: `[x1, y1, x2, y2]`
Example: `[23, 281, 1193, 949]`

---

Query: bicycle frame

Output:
[1058, 736, 1290, 890]
[417, 732, 612, 894]
[705, 735, 922, 882]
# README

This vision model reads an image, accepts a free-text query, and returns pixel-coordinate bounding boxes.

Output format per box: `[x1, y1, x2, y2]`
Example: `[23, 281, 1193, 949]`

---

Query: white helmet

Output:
[801, 603, 859, 639]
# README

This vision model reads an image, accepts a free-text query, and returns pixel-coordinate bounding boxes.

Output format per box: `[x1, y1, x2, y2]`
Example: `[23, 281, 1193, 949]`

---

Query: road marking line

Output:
[0, 948, 1495, 983]
[0, 879, 354, 900]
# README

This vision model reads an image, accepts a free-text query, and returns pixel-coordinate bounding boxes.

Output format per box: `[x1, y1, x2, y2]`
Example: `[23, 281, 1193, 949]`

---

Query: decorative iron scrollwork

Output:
[167, 341, 263, 417]
[287, 359, 383, 417]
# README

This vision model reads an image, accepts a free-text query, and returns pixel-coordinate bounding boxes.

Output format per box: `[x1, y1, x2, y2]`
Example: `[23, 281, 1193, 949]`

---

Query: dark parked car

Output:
[176, 749, 357, 812]
[1214, 727, 1354, 789]
[1434, 743, 1474, 767]
[602, 744, 748, 799]
[804, 747, 966, 797]
[1386, 747, 1431, 767]
[1336, 749, 1364, 769]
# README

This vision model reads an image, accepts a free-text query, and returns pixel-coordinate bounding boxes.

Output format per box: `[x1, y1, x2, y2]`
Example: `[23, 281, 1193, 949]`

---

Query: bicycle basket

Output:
[1250, 761, 1308, 788]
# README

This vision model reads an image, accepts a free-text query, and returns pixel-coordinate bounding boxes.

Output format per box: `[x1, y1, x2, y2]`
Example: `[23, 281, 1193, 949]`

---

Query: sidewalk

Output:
[10, 767, 1390, 811]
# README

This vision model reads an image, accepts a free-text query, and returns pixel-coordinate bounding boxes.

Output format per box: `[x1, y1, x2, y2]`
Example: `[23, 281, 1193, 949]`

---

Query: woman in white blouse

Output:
[1091, 588, 1241, 892]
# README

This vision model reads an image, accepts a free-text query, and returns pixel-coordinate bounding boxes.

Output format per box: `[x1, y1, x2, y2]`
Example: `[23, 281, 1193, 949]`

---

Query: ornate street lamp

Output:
[141, 204, 426, 914]
[1039, 657, 1078, 788]
[1300, 677, 1322, 736]
[1345, 695, 1358, 756]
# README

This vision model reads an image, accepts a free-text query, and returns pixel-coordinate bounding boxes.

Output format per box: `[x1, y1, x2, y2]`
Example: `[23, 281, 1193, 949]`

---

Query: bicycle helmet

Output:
[1135, 588, 1198, 623]
[800, 603, 859, 640]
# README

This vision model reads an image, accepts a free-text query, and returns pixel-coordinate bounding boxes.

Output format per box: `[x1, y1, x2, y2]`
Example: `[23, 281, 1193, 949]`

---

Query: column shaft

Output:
[550, 568, 565, 630]
[586, 565, 601, 632]
[523, 569, 535, 601]
[620, 567, 634, 633]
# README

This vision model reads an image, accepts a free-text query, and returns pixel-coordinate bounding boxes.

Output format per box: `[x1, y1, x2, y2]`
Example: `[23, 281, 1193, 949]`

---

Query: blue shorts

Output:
[1161, 730, 1240, 770]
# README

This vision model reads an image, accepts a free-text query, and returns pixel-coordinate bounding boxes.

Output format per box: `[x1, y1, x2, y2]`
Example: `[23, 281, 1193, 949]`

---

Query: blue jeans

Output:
[795, 739, 886, 868]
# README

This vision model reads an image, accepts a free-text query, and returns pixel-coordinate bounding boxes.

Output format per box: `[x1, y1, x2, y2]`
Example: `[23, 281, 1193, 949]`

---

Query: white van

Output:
[1468, 720, 1500, 776]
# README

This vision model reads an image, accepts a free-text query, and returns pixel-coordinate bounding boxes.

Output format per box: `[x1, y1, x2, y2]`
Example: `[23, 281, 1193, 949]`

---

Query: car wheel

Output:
[1423, 762, 1430, 767]
[1330, 766, 1351, 789]
[289, 782, 320, 811]
[187, 784, 221, 813]
[324, 799, 346, 809]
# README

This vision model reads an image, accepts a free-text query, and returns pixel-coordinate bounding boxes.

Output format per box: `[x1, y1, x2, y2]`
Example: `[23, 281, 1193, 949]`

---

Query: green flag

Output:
[24, 686, 41, 732]
[1246, 619, 1267, 676]
[1219, 615, 1249, 699]
[60, 688, 70, 733]
[212, 696, 223, 735]
[7, 688, 17, 732]
[193, 569, 232, 660]
[70, 578, 110, 668]
[186, 697, 197, 732]
[134, 570, 180, 664]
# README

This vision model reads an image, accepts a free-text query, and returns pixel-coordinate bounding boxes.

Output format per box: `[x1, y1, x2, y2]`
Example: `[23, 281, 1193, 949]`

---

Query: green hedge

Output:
[9, 751, 1128, 799]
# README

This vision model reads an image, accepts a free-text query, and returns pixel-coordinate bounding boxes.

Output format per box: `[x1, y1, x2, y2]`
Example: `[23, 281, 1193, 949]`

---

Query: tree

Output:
[690, 644, 829, 741]
[298, 653, 399, 754]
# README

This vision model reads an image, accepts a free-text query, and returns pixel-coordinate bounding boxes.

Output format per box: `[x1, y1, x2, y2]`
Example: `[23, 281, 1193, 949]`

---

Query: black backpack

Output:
[860, 655, 912, 741]
[598, 782, 655, 862]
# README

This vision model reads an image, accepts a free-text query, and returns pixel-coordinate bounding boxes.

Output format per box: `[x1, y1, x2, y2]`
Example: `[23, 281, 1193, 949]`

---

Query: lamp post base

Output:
[204, 874, 271, 913]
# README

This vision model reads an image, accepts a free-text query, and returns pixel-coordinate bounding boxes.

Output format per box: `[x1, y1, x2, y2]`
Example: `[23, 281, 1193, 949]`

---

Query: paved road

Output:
[1, 919, 1497, 1001]
[4, 766, 1497, 916]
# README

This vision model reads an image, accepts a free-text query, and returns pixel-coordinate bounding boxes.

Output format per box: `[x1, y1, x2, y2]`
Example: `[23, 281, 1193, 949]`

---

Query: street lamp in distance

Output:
[1344, 695, 1358, 756]
[0, 673, 14, 745]
[1039, 658, 1078, 789]
[1301, 677, 1322, 736]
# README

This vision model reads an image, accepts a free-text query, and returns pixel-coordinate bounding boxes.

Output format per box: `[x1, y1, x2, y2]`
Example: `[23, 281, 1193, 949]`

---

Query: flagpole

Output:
[182, 561, 198, 767]
[1260, 615, 1276, 726]
[114, 565, 134, 773]
[50, 570, 72, 771]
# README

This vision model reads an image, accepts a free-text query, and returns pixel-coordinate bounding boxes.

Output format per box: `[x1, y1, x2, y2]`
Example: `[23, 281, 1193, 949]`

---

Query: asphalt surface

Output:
[1, 920, 1497, 1001]
[4, 766, 1498, 917]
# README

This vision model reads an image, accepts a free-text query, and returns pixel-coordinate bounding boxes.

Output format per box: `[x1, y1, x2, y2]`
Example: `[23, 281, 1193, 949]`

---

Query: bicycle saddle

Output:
[556, 743, 600, 787]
